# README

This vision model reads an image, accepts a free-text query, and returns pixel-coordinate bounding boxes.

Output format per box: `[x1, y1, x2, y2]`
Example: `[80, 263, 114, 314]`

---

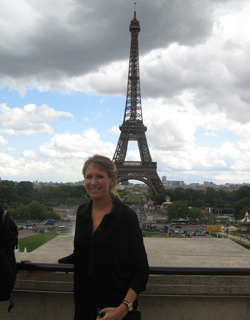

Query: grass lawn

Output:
[125, 198, 142, 202]
[18, 232, 58, 252]
[142, 231, 182, 238]
[231, 238, 250, 250]
[125, 196, 142, 203]
[211, 232, 223, 238]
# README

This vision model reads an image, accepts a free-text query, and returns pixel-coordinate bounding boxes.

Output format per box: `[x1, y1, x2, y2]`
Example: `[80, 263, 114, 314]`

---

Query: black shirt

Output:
[59, 199, 149, 320]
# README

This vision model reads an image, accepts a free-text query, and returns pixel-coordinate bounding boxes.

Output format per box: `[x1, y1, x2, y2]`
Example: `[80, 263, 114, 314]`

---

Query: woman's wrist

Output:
[118, 303, 129, 316]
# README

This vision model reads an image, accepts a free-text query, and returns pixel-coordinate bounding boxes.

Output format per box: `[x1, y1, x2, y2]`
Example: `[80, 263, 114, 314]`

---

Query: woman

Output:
[59, 155, 149, 320]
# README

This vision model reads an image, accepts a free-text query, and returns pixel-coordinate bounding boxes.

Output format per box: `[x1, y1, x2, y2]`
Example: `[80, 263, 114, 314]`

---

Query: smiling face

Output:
[84, 164, 116, 201]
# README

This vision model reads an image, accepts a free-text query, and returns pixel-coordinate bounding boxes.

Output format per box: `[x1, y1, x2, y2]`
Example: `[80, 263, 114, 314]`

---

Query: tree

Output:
[205, 187, 219, 207]
[26, 200, 49, 220]
[172, 188, 186, 201]
[195, 199, 205, 208]
[118, 190, 130, 199]
[154, 193, 167, 205]
[165, 189, 174, 202]
[70, 186, 86, 198]
[202, 212, 217, 224]
[39, 186, 70, 205]
[235, 186, 250, 201]
[185, 189, 205, 207]
[166, 201, 189, 221]
[16, 181, 37, 204]
[214, 197, 225, 208]
[9, 201, 61, 221]
[16, 181, 34, 196]
[65, 197, 77, 205]
[239, 207, 250, 219]
[234, 198, 250, 220]
[144, 190, 154, 201]
[0, 180, 18, 204]
[218, 189, 227, 200]
[9, 206, 29, 221]
[187, 208, 204, 223]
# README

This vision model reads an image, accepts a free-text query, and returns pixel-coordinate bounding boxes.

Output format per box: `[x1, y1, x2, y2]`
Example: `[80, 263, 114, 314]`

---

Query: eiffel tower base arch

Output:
[115, 161, 165, 196]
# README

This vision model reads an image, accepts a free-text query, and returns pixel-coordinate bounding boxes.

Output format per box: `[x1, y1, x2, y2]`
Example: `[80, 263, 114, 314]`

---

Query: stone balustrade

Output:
[1, 271, 250, 320]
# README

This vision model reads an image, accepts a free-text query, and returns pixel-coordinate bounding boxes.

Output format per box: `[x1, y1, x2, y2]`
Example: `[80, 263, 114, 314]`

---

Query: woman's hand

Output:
[97, 304, 128, 320]
[19, 260, 59, 278]
[19, 260, 40, 278]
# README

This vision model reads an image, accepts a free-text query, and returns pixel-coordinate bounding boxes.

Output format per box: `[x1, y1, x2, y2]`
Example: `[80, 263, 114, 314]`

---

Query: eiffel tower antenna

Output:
[113, 5, 165, 195]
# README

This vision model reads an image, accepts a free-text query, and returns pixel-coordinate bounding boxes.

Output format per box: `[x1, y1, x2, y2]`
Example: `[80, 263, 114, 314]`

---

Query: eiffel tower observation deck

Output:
[113, 4, 165, 195]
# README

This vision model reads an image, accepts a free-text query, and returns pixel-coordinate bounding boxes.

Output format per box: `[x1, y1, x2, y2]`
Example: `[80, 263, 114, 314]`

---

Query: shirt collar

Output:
[81, 198, 123, 220]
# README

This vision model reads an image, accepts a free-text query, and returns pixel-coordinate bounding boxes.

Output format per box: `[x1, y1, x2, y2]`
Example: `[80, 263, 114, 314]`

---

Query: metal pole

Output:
[217, 218, 218, 238]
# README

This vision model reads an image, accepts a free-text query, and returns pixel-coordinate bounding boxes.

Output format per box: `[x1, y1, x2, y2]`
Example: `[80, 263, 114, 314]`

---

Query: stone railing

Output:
[1, 264, 250, 320]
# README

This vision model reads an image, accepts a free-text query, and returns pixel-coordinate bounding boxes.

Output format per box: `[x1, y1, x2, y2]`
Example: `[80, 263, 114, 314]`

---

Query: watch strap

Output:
[121, 300, 133, 311]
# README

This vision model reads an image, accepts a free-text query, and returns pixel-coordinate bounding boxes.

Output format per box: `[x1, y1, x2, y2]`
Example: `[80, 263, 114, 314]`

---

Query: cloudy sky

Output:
[0, 0, 250, 185]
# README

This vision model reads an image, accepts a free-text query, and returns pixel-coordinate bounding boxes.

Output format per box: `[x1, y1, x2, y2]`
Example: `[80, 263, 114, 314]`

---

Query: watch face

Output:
[128, 304, 133, 311]
[123, 301, 133, 311]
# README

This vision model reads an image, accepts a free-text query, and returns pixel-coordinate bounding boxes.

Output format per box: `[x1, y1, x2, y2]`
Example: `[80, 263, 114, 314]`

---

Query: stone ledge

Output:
[14, 273, 250, 296]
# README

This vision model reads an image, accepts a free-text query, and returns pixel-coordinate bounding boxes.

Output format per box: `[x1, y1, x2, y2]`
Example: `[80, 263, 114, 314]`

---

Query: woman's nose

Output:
[90, 177, 97, 184]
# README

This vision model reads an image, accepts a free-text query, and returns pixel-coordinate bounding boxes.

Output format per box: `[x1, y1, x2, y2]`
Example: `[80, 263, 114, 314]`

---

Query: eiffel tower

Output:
[113, 5, 165, 195]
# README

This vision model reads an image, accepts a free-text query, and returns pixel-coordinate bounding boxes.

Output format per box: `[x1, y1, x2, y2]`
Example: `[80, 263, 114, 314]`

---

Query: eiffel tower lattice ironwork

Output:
[113, 6, 165, 195]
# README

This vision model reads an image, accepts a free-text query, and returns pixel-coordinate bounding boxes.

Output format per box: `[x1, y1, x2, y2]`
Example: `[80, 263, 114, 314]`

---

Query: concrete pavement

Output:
[16, 234, 250, 268]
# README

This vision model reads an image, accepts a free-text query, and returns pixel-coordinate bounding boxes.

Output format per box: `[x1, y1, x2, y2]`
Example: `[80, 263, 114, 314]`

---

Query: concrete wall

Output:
[1, 273, 250, 320]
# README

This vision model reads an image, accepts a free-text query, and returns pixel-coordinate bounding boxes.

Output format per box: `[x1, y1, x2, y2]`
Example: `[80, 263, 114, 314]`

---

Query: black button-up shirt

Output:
[59, 199, 149, 320]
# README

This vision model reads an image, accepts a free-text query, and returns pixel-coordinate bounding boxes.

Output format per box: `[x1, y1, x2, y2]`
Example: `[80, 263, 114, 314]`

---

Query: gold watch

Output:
[122, 300, 133, 311]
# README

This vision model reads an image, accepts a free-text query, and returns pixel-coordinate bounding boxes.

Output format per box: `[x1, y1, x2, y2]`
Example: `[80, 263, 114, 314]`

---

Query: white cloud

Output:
[39, 128, 116, 159]
[204, 132, 219, 138]
[83, 112, 101, 122]
[0, 153, 24, 177]
[151, 139, 250, 184]
[0, 152, 84, 182]
[238, 141, 250, 151]
[0, 0, 218, 95]
[7, 147, 19, 152]
[142, 95, 198, 151]
[107, 126, 120, 135]
[0, 103, 73, 136]
[22, 150, 37, 159]
[1, 0, 250, 185]
[24, 104, 37, 112]
[0, 136, 8, 146]
[66, 59, 127, 96]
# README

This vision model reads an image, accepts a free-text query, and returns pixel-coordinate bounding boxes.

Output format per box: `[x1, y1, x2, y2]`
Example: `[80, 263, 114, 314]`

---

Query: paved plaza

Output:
[16, 234, 250, 268]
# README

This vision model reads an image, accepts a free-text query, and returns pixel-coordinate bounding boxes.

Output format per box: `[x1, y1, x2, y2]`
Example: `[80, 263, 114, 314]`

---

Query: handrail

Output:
[17, 262, 250, 276]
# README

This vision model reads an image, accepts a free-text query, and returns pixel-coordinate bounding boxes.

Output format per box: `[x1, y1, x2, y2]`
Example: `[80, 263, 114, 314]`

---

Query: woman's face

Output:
[84, 164, 116, 201]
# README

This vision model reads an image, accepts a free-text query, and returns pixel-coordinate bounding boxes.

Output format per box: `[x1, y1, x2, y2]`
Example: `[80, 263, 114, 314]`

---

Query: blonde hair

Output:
[82, 155, 118, 201]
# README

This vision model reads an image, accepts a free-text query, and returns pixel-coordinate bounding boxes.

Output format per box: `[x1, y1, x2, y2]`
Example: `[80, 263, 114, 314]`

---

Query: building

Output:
[162, 176, 167, 183]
